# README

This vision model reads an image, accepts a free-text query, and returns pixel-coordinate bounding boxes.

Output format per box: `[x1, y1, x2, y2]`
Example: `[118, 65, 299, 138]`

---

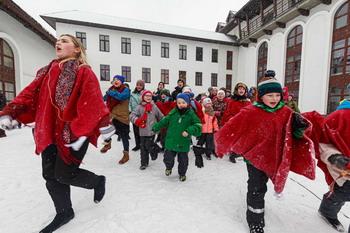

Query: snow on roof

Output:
[41, 10, 236, 45]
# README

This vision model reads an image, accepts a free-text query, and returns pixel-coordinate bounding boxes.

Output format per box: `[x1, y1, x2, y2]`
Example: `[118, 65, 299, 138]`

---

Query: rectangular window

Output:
[179, 45, 187, 60]
[142, 68, 151, 83]
[100, 64, 110, 81]
[99, 35, 110, 52]
[211, 73, 218, 87]
[161, 69, 169, 84]
[196, 47, 203, 61]
[195, 72, 202, 86]
[179, 71, 186, 84]
[76, 32, 87, 49]
[161, 42, 169, 58]
[142, 40, 151, 56]
[226, 74, 232, 91]
[212, 49, 218, 63]
[121, 37, 131, 54]
[226, 51, 233, 70]
[122, 66, 131, 82]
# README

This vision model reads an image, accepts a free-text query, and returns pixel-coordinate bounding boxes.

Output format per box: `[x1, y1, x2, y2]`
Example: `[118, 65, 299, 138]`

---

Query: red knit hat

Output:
[141, 90, 152, 101]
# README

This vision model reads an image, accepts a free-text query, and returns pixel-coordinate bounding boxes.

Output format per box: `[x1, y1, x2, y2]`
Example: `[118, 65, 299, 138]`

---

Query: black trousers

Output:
[163, 149, 189, 176]
[41, 138, 99, 213]
[319, 180, 350, 219]
[197, 133, 215, 155]
[246, 163, 269, 227]
[132, 123, 140, 147]
[140, 135, 157, 166]
[112, 118, 129, 152]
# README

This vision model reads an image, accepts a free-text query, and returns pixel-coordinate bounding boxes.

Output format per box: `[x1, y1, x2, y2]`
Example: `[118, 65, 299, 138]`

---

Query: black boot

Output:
[39, 207, 74, 233]
[94, 176, 106, 203]
[318, 210, 345, 232]
[229, 154, 236, 163]
[132, 146, 140, 151]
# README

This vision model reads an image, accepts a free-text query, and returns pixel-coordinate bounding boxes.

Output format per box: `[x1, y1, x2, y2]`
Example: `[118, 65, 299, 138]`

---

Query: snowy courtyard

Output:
[1, 127, 349, 233]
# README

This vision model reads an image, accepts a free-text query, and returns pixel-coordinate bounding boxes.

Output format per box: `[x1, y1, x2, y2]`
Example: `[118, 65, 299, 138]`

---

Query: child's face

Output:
[144, 93, 152, 103]
[158, 83, 164, 90]
[113, 78, 122, 87]
[136, 84, 144, 91]
[213, 89, 218, 95]
[161, 94, 167, 100]
[205, 103, 212, 108]
[55, 36, 80, 60]
[217, 92, 225, 100]
[288, 95, 293, 101]
[177, 98, 188, 109]
[261, 93, 281, 108]
[237, 86, 246, 96]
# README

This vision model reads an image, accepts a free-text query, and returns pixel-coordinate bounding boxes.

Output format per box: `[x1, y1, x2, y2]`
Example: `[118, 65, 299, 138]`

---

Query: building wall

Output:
[55, 23, 235, 94]
[0, 11, 55, 92]
[233, 0, 344, 114]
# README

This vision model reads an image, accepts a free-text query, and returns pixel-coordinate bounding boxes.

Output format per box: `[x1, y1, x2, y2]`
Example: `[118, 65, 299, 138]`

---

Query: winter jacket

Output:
[129, 91, 142, 112]
[152, 107, 202, 152]
[221, 98, 251, 126]
[201, 111, 218, 133]
[215, 104, 315, 193]
[108, 88, 131, 125]
[171, 86, 183, 100]
[130, 101, 164, 136]
[0, 60, 109, 163]
[0, 92, 6, 110]
[212, 98, 227, 127]
[285, 100, 300, 113]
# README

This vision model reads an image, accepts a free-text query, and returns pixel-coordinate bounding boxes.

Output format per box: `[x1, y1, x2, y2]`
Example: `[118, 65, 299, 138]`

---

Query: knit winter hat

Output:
[182, 86, 192, 93]
[208, 87, 213, 91]
[136, 79, 145, 87]
[202, 98, 212, 106]
[177, 93, 194, 104]
[257, 77, 283, 99]
[141, 90, 152, 101]
[160, 89, 170, 96]
[265, 70, 276, 78]
[112, 75, 125, 84]
[217, 90, 225, 96]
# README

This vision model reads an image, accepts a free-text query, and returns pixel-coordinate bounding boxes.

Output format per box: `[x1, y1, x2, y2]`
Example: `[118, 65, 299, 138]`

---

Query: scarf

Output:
[204, 106, 215, 116]
[177, 106, 189, 115]
[140, 101, 153, 123]
[231, 94, 247, 101]
[106, 84, 126, 111]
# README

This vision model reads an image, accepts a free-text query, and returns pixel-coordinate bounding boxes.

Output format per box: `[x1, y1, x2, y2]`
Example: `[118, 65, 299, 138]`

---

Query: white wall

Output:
[0, 11, 55, 92]
[56, 22, 235, 95]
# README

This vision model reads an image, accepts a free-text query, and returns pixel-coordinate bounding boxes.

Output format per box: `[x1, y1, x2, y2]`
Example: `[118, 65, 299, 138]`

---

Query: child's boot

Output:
[100, 140, 111, 153]
[119, 151, 129, 164]
[179, 175, 186, 182]
[165, 169, 172, 176]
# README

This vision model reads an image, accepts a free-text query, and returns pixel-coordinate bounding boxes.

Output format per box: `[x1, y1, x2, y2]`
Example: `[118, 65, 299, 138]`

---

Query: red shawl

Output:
[106, 84, 126, 111]
[215, 105, 316, 193]
[1, 60, 109, 164]
[221, 99, 251, 126]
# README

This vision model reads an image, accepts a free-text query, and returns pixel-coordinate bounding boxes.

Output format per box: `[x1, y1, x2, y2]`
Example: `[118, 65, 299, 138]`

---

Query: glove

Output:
[292, 112, 308, 129]
[0, 115, 16, 130]
[195, 154, 204, 168]
[65, 136, 87, 151]
[328, 154, 350, 169]
[135, 118, 146, 128]
[99, 125, 116, 141]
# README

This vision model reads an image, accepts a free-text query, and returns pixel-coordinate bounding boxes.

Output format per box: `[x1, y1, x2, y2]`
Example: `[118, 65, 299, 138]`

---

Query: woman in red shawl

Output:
[215, 77, 315, 233]
[0, 34, 111, 233]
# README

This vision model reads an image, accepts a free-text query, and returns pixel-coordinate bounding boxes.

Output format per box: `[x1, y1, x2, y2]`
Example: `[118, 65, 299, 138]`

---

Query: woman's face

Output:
[178, 81, 184, 88]
[55, 36, 80, 60]
[158, 83, 164, 90]
[261, 93, 281, 108]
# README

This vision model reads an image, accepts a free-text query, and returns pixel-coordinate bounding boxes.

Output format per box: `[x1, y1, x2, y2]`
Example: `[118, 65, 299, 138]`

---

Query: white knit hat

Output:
[182, 86, 192, 93]
[202, 98, 212, 106]
[218, 90, 225, 96]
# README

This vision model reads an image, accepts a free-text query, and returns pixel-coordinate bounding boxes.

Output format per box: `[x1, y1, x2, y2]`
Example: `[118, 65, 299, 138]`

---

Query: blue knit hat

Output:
[113, 75, 125, 84]
[176, 93, 194, 104]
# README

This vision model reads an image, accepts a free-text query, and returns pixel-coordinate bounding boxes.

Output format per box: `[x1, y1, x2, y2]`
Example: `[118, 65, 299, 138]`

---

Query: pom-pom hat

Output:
[257, 77, 283, 99]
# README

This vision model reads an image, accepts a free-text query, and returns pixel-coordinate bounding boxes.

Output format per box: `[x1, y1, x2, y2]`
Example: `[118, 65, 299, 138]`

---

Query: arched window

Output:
[0, 39, 15, 103]
[284, 25, 303, 101]
[257, 42, 268, 85]
[328, 2, 350, 113]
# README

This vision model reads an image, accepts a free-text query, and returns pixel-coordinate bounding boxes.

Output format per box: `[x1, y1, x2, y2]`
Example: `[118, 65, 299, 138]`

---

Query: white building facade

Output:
[41, 11, 236, 95]
[217, 0, 350, 114]
[0, 0, 55, 103]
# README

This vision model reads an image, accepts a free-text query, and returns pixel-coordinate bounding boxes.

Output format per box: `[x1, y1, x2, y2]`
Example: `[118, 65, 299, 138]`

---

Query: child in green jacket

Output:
[152, 93, 202, 181]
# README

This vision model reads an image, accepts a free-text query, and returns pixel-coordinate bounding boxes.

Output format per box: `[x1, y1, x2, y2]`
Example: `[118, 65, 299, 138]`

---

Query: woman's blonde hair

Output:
[58, 34, 89, 67]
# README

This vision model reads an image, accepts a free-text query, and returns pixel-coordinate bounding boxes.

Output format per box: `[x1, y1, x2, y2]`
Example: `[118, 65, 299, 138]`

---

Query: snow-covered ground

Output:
[1, 127, 349, 233]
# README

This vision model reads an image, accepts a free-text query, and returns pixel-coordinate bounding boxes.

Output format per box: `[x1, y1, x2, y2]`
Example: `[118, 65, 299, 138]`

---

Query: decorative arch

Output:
[0, 38, 16, 103]
[284, 25, 303, 101]
[327, 1, 350, 113]
[256, 41, 268, 85]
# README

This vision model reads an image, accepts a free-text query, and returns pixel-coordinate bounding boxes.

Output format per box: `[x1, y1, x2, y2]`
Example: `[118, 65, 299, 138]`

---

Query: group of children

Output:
[2, 34, 348, 233]
[100, 70, 350, 233]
